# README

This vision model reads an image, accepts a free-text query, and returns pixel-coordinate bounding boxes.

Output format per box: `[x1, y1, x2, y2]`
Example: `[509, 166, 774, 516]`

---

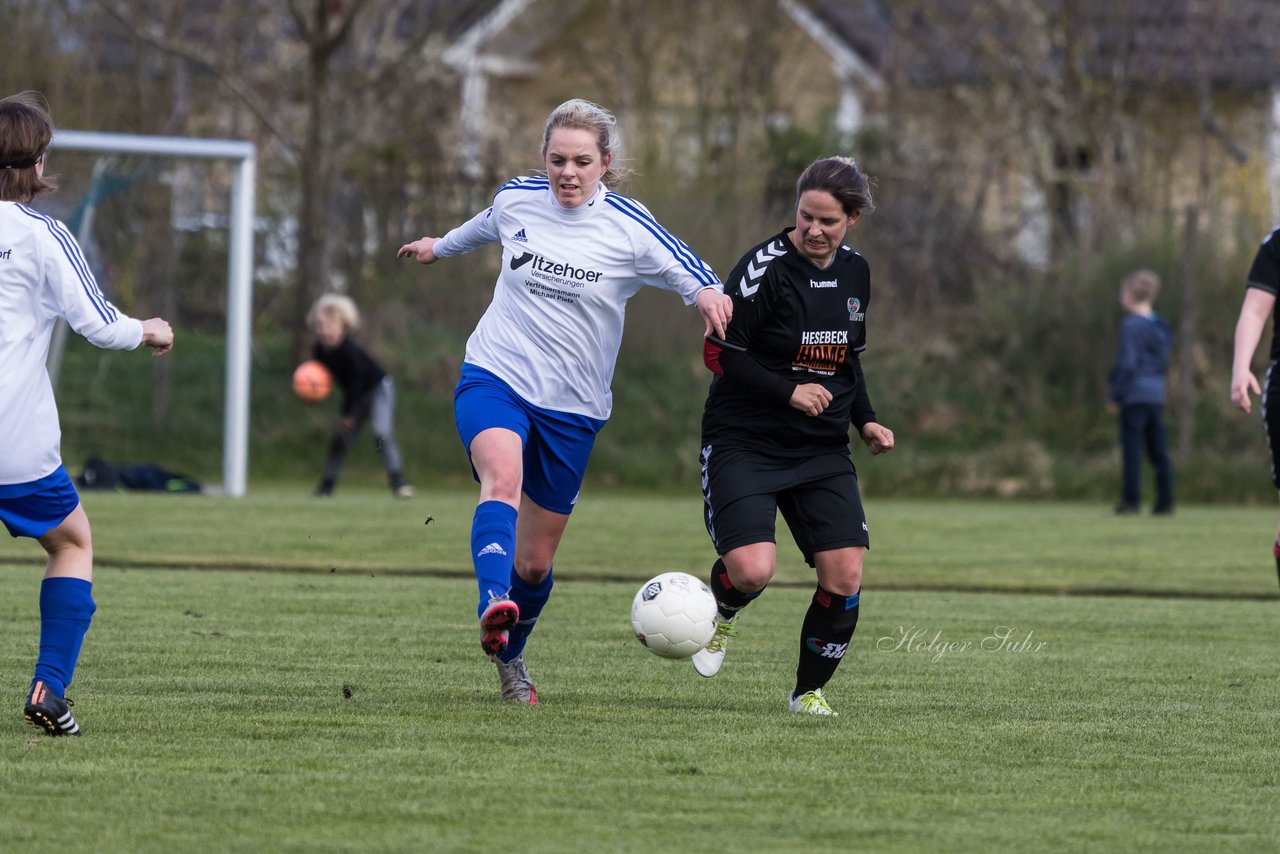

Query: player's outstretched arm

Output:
[397, 236, 440, 265]
[141, 317, 174, 356]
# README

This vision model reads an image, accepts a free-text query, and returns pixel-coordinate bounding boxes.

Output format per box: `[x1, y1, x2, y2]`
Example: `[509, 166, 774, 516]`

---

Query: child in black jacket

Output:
[308, 294, 413, 498]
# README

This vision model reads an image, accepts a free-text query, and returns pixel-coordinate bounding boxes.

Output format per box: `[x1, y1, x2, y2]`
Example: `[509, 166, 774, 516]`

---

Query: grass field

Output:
[2, 489, 1278, 852]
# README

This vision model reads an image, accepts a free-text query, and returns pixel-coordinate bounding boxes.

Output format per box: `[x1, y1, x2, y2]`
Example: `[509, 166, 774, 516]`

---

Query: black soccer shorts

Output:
[699, 443, 868, 566]
[1263, 362, 1280, 490]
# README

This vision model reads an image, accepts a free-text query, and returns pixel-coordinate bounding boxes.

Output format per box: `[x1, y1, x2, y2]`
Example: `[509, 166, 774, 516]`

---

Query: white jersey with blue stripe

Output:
[0, 201, 143, 485]
[434, 177, 721, 420]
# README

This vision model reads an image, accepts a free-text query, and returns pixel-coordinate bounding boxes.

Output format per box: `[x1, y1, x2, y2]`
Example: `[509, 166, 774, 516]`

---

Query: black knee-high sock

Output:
[708, 558, 762, 621]
[794, 586, 860, 696]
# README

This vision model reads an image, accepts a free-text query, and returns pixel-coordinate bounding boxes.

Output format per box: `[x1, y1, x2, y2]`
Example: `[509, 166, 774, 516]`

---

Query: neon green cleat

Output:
[691, 614, 739, 677]
[788, 689, 838, 716]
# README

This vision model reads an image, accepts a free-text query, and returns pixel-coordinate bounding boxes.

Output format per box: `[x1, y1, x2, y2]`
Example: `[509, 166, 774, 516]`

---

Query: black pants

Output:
[1118, 404, 1174, 511]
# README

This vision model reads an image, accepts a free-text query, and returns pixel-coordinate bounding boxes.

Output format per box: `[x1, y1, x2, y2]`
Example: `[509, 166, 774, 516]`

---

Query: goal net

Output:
[41, 131, 256, 497]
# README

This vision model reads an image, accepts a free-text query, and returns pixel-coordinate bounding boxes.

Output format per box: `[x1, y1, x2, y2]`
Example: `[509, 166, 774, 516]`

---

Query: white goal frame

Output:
[49, 130, 257, 497]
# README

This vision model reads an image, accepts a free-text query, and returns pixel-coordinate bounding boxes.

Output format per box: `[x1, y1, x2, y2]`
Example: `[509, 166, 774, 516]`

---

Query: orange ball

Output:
[292, 360, 333, 403]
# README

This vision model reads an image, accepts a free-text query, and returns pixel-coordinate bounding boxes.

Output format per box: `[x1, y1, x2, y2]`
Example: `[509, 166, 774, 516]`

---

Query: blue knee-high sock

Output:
[471, 500, 518, 617]
[501, 568, 553, 663]
[32, 577, 96, 698]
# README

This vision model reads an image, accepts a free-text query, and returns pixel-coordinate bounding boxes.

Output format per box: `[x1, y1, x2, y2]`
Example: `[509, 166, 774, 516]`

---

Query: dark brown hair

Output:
[795, 156, 874, 216]
[0, 91, 56, 202]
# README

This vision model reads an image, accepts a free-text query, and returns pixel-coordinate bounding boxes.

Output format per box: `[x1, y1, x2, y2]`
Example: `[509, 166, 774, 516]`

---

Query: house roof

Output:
[803, 0, 1280, 89]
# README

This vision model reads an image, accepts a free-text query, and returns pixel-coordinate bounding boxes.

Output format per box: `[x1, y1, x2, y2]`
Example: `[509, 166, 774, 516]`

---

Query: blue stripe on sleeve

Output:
[18, 206, 106, 316]
[603, 194, 719, 287]
[493, 176, 550, 200]
[46, 214, 116, 323]
[18, 205, 115, 324]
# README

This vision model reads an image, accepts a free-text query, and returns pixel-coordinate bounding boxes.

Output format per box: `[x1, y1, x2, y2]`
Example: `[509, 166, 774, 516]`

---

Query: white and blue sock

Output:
[471, 500, 517, 617]
[501, 568, 553, 663]
[32, 577, 96, 698]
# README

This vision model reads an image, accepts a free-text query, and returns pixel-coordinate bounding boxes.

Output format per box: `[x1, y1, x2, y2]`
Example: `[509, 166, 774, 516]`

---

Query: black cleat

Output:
[24, 681, 81, 737]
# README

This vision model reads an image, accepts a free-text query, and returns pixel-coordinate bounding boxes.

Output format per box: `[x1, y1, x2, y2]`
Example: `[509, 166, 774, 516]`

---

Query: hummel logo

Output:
[738, 239, 787, 298]
[512, 228, 528, 243]
[477, 543, 508, 557]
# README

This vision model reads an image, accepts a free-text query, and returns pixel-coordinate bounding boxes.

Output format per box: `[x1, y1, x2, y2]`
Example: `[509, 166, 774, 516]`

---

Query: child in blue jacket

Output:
[1108, 269, 1174, 515]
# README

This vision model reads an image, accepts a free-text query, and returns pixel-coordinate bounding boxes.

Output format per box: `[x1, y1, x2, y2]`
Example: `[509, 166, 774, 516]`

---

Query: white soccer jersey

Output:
[0, 201, 143, 486]
[434, 177, 721, 420]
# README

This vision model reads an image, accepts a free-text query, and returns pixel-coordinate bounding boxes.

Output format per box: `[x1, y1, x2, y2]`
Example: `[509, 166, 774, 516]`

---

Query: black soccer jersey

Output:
[1246, 227, 1280, 361]
[702, 228, 876, 456]
[312, 337, 387, 416]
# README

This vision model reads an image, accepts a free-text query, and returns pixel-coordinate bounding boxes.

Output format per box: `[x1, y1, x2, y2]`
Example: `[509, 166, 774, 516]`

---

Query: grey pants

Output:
[322, 376, 404, 483]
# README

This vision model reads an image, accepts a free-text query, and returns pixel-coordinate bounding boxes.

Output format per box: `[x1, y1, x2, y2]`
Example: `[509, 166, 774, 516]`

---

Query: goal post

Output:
[49, 130, 258, 498]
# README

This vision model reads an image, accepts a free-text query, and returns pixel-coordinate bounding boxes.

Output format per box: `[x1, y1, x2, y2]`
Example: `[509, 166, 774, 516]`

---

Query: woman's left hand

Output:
[695, 288, 733, 339]
[861, 422, 895, 455]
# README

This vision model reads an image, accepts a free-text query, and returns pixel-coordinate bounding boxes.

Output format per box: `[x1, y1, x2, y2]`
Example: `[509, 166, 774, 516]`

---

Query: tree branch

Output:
[92, 0, 300, 159]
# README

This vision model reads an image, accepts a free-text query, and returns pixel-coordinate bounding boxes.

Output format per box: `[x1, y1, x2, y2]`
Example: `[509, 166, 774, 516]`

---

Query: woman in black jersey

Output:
[308, 294, 413, 499]
[1230, 226, 1280, 589]
[695, 157, 894, 716]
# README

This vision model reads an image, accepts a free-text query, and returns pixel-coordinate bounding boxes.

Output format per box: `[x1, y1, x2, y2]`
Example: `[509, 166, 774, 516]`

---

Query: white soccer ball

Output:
[630, 571, 718, 659]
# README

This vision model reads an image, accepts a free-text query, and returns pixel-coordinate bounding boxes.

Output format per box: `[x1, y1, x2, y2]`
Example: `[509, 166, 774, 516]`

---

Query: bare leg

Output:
[38, 504, 93, 581]
[513, 497, 570, 585]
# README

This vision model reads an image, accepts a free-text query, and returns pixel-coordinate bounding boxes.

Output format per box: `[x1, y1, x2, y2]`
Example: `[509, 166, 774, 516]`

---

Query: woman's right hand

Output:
[1231, 369, 1261, 414]
[789, 383, 832, 417]
[397, 237, 439, 264]
[140, 317, 174, 356]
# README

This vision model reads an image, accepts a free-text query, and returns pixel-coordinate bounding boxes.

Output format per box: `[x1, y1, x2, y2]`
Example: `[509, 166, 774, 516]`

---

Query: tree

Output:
[87, 0, 477, 354]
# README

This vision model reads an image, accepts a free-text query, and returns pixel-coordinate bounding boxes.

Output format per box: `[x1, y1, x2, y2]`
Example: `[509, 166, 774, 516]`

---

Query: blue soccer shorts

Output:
[454, 363, 606, 515]
[0, 465, 81, 539]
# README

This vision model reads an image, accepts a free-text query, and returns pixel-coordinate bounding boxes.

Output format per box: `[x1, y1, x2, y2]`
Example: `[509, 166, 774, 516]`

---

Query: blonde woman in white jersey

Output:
[0, 92, 173, 736]
[400, 98, 731, 704]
